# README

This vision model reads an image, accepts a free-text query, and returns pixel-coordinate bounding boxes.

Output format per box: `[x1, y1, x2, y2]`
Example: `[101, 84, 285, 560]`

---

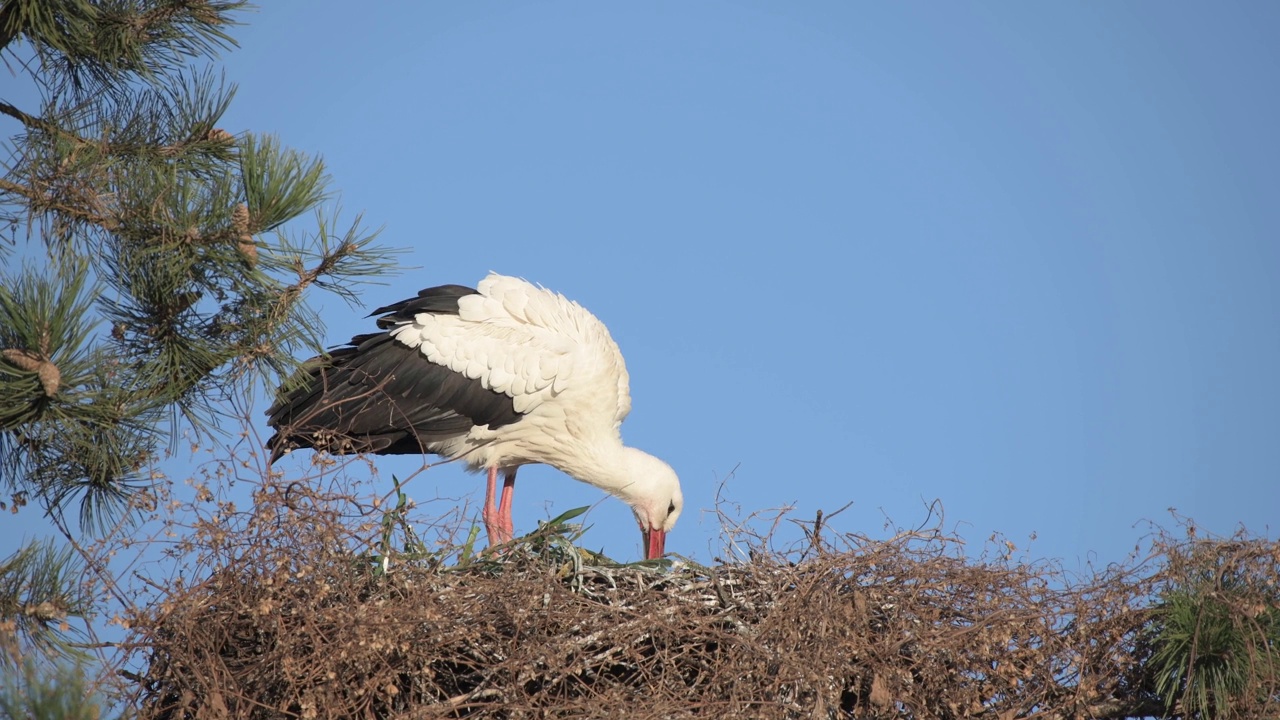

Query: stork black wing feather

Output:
[371, 284, 477, 328]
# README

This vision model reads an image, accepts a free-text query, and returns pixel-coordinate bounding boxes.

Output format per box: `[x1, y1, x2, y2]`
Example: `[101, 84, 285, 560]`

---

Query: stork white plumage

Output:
[266, 273, 682, 559]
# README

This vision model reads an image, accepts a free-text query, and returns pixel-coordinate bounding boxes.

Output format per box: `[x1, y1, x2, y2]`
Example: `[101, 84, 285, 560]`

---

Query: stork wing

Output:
[392, 273, 632, 424]
[265, 284, 523, 461]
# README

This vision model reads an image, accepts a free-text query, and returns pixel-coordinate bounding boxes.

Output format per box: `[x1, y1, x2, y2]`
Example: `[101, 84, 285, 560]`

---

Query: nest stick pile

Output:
[126, 485, 1277, 719]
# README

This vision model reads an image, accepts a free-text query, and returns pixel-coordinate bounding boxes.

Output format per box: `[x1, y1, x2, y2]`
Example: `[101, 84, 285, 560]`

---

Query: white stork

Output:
[266, 272, 682, 560]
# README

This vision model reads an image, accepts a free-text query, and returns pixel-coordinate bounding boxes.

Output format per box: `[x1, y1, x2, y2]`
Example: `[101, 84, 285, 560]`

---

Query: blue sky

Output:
[6, 2, 1279, 569]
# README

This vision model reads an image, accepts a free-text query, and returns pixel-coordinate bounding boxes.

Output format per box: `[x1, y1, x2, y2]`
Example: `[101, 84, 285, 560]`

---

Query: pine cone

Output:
[3, 348, 61, 396]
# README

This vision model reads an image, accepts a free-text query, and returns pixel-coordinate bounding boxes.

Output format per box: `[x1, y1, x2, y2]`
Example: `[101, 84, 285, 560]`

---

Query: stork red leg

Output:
[497, 468, 517, 542]
[481, 466, 512, 547]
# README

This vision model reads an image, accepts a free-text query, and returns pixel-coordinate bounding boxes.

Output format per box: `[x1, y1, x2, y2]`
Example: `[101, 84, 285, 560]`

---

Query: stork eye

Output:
[668, 502, 676, 514]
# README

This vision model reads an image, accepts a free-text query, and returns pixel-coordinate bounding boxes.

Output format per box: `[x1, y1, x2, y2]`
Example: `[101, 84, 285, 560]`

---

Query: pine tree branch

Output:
[0, 539, 92, 667]
[0, 98, 233, 163]
[0, 100, 72, 139]
[0, 177, 118, 231]
[0, 1, 20, 56]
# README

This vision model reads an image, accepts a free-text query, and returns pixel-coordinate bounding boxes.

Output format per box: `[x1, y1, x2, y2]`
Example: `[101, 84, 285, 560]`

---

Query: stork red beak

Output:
[643, 527, 666, 560]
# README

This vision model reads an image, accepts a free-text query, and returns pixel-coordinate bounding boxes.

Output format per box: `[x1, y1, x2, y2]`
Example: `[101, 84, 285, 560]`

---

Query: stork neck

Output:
[556, 437, 641, 502]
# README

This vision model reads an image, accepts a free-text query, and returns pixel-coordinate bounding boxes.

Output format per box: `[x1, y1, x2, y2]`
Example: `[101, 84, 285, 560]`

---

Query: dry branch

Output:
[123, 484, 1279, 719]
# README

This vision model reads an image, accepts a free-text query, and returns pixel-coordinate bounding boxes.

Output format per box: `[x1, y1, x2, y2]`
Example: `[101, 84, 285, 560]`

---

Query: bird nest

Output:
[124, 482, 1279, 719]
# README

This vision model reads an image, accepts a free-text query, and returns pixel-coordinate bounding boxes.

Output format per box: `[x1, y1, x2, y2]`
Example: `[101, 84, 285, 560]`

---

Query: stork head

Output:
[615, 447, 683, 560]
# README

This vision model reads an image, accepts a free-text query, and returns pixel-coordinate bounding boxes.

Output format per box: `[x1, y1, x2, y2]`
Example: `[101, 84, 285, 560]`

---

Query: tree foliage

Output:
[0, 0, 397, 671]
[1148, 535, 1280, 719]
[0, 656, 105, 720]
